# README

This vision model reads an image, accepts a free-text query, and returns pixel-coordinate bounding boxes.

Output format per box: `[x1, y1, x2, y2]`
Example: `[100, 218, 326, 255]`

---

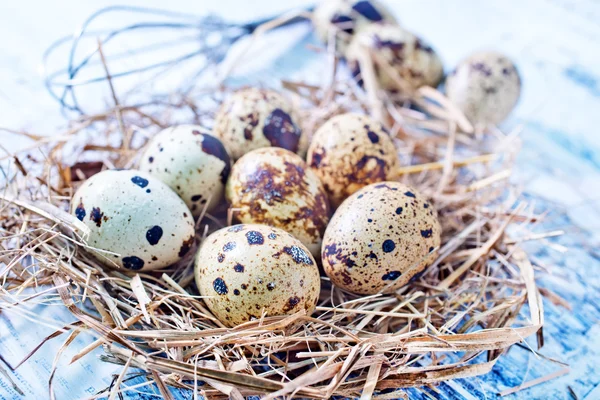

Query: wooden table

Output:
[0, 0, 599, 398]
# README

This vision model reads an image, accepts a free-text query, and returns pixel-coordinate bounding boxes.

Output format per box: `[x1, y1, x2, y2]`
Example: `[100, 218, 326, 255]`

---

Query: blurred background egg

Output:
[71, 170, 196, 271]
[321, 181, 441, 294]
[194, 224, 320, 327]
[312, 0, 397, 50]
[345, 24, 443, 91]
[445, 51, 521, 127]
[139, 125, 231, 216]
[226, 147, 330, 256]
[213, 88, 307, 160]
[307, 113, 398, 207]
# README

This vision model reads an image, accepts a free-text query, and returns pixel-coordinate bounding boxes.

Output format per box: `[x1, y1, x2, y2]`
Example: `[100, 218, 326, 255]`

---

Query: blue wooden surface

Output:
[1, 0, 600, 399]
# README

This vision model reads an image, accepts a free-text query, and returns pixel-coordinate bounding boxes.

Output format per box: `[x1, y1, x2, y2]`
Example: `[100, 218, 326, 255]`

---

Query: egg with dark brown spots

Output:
[194, 224, 320, 327]
[226, 147, 330, 257]
[139, 125, 231, 217]
[312, 0, 397, 50]
[213, 88, 307, 160]
[70, 170, 195, 271]
[446, 51, 521, 126]
[322, 181, 441, 294]
[345, 24, 443, 91]
[307, 113, 398, 207]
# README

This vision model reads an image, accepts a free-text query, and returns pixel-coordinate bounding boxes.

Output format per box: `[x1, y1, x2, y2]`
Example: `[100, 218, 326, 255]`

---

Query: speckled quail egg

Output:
[213, 88, 307, 160]
[195, 224, 320, 327]
[307, 113, 398, 207]
[345, 24, 443, 91]
[226, 147, 330, 257]
[322, 181, 441, 294]
[312, 0, 397, 49]
[138, 125, 231, 217]
[445, 51, 521, 126]
[71, 169, 195, 271]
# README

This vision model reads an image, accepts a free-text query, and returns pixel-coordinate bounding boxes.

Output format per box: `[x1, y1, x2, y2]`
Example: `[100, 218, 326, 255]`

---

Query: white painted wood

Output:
[1, 1, 599, 398]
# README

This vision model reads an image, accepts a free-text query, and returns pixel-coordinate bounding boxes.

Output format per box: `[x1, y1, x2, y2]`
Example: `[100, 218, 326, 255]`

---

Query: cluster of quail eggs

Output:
[70, 86, 440, 327]
[313, 0, 522, 126]
[69, 0, 523, 329]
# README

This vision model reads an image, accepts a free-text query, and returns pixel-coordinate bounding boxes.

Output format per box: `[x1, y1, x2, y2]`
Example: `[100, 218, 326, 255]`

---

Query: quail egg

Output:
[345, 24, 443, 91]
[322, 181, 441, 294]
[71, 169, 195, 271]
[213, 88, 306, 160]
[226, 147, 330, 257]
[446, 51, 521, 126]
[312, 0, 397, 49]
[195, 224, 321, 327]
[307, 113, 398, 207]
[138, 125, 231, 217]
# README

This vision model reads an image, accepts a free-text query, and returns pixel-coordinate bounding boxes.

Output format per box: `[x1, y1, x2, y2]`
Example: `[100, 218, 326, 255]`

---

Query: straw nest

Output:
[1, 14, 545, 400]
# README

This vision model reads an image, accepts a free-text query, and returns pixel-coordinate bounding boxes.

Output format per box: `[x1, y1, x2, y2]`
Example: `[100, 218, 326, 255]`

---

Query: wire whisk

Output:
[42, 5, 311, 116]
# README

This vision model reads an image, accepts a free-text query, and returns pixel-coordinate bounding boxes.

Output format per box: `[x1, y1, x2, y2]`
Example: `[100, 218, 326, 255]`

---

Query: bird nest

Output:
[1, 12, 544, 400]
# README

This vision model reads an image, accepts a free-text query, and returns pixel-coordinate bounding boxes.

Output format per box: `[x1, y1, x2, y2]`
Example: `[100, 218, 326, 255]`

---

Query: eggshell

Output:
[138, 125, 230, 216]
[322, 181, 441, 294]
[345, 24, 443, 91]
[213, 88, 307, 160]
[312, 0, 397, 50]
[226, 148, 330, 257]
[194, 224, 320, 327]
[71, 169, 196, 271]
[307, 113, 398, 207]
[445, 51, 521, 126]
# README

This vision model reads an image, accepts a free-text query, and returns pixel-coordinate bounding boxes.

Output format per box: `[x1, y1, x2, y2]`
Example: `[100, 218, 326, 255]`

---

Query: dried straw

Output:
[0, 12, 551, 399]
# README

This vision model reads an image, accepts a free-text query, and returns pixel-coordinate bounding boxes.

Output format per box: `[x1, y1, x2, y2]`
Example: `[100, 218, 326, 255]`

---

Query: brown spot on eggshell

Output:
[322, 242, 357, 269]
[241, 112, 258, 140]
[263, 109, 301, 152]
[246, 230, 264, 245]
[223, 241, 236, 252]
[213, 277, 228, 295]
[233, 263, 245, 273]
[283, 245, 314, 265]
[351, 155, 387, 182]
[75, 199, 86, 221]
[146, 225, 163, 245]
[421, 228, 433, 238]
[179, 235, 195, 257]
[283, 296, 301, 312]
[367, 130, 379, 143]
[200, 132, 231, 184]
[90, 207, 104, 227]
[122, 256, 144, 270]
[309, 144, 327, 169]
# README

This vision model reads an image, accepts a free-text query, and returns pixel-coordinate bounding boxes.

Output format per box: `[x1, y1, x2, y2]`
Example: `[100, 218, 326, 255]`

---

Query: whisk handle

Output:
[241, 6, 314, 33]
